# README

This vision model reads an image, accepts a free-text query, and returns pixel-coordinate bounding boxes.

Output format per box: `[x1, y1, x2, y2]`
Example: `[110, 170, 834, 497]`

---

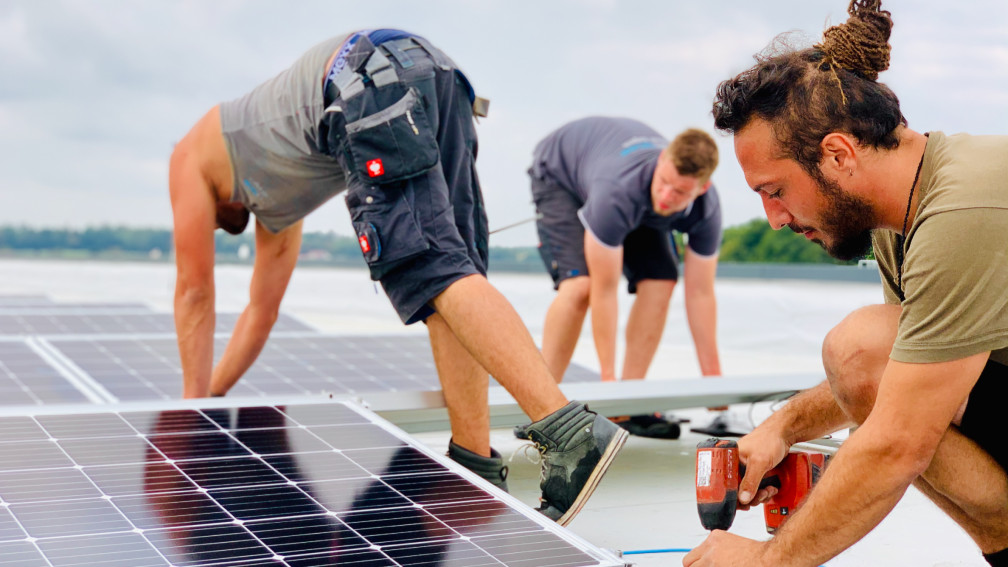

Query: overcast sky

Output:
[1, 0, 1006, 246]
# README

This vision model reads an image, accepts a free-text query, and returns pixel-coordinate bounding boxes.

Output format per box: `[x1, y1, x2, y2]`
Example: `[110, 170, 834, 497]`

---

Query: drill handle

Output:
[738, 463, 783, 491]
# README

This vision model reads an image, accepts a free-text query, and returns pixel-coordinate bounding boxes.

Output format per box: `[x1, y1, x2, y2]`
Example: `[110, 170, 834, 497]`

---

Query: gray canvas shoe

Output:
[447, 439, 509, 492]
[513, 423, 530, 440]
[524, 401, 628, 526]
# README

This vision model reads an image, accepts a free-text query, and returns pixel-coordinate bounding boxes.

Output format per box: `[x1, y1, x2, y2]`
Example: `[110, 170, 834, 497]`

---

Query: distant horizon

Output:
[0, 217, 774, 244]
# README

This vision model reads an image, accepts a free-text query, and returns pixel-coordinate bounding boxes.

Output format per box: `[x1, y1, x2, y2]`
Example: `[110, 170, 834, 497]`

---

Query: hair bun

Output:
[816, 0, 893, 80]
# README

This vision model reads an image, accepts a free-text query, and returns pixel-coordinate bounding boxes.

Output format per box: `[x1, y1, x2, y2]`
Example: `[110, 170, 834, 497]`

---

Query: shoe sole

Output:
[554, 427, 629, 527]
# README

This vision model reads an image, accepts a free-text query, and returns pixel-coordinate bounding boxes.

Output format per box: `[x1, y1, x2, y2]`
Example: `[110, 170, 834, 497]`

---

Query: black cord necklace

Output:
[895, 133, 929, 301]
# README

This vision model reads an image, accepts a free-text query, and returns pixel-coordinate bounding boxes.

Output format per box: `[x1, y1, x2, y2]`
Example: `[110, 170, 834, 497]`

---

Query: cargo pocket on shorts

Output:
[348, 183, 430, 281]
[344, 86, 439, 184]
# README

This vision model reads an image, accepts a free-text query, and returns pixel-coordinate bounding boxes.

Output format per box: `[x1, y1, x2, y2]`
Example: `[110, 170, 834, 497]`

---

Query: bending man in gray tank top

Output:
[169, 29, 627, 525]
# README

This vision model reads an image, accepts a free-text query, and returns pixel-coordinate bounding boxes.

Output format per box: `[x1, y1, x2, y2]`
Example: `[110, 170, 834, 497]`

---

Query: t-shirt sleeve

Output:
[684, 192, 722, 257]
[892, 208, 1008, 363]
[578, 180, 642, 247]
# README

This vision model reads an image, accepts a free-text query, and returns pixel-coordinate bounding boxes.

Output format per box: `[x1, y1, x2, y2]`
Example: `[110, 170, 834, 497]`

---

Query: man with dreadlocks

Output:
[685, 1, 1008, 566]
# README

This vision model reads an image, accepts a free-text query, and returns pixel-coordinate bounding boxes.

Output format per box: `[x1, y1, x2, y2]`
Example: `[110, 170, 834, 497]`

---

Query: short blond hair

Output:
[667, 128, 719, 183]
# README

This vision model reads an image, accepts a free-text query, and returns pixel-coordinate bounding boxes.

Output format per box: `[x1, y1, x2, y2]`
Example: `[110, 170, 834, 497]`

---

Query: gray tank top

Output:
[220, 34, 351, 233]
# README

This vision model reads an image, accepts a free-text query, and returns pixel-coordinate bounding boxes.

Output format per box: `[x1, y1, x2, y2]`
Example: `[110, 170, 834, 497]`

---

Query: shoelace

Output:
[508, 441, 545, 466]
[534, 442, 548, 487]
[508, 441, 550, 501]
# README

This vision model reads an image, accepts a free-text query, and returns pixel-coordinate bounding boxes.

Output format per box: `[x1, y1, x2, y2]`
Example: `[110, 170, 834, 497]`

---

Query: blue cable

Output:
[621, 548, 692, 555]
[619, 548, 824, 566]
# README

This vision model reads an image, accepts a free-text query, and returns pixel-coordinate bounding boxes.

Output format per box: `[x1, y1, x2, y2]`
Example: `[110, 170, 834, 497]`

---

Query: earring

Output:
[849, 169, 854, 176]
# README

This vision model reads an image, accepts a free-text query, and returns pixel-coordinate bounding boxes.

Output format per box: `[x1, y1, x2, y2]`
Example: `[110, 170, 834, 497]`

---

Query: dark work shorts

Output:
[324, 37, 488, 325]
[531, 177, 679, 294]
[960, 359, 1008, 472]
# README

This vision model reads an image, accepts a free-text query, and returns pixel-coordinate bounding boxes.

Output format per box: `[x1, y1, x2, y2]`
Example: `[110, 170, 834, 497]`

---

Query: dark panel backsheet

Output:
[0, 311, 313, 337]
[47, 335, 599, 401]
[0, 400, 622, 567]
[0, 340, 89, 406]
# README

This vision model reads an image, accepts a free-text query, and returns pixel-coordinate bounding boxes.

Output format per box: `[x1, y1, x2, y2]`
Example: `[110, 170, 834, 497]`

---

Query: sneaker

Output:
[609, 413, 681, 439]
[513, 423, 530, 440]
[517, 413, 680, 441]
[447, 440, 509, 492]
[524, 401, 629, 526]
[690, 412, 747, 437]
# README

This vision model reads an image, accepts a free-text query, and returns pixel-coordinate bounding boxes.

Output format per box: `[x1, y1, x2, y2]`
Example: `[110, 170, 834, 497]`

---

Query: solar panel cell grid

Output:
[0, 401, 622, 567]
[0, 312, 313, 337]
[0, 540, 50, 567]
[0, 341, 90, 406]
[43, 335, 598, 403]
[0, 509, 27, 541]
[0, 468, 102, 503]
[38, 532, 170, 567]
[0, 296, 598, 412]
[0, 416, 48, 443]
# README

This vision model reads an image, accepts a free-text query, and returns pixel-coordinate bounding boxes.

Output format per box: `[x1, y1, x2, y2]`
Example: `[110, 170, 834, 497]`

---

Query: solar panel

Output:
[0, 399, 625, 567]
[0, 338, 91, 406]
[0, 295, 54, 307]
[0, 303, 154, 314]
[0, 312, 314, 337]
[43, 335, 599, 402]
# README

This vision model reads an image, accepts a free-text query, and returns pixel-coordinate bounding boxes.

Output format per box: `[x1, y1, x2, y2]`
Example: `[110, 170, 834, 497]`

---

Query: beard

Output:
[789, 174, 876, 261]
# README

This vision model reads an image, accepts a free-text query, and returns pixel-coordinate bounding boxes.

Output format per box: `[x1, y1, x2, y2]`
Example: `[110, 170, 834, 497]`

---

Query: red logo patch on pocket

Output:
[358, 234, 371, 254]
[366, 159, 384, 177]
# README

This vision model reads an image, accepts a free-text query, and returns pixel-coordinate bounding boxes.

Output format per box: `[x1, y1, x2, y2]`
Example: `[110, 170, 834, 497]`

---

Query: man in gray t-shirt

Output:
[529, 117, 723, 438]
[169, 31, 628, 526]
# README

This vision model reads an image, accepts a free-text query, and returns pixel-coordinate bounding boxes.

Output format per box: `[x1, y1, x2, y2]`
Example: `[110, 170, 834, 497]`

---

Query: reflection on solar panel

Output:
[0, 339, 90, 406]
[0, 399, 625, 567]
[0, 312, 313, 337]
[44, 335, 599, 402]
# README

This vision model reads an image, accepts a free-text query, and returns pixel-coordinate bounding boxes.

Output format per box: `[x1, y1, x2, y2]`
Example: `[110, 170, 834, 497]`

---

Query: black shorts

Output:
[324, 36, 488, 324]
[531, 177, 679, 294]
[960, 359, 1008, 472]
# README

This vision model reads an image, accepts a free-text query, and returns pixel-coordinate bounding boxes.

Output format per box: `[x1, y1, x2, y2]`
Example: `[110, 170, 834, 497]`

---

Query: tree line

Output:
[0, 220, 853, 267]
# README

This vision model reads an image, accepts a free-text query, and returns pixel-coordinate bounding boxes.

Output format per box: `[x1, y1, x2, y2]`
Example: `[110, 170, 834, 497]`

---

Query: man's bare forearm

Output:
[209, 304, 277, 395]
[685, 291, 721, 376]
[765, 381, 852, 445]
[175, 286, 216, 398]
[590, 288, 619, 381]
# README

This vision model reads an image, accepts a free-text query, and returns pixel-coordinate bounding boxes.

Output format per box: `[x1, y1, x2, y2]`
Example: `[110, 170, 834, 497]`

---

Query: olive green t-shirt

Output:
[872, 132, 1008, 365]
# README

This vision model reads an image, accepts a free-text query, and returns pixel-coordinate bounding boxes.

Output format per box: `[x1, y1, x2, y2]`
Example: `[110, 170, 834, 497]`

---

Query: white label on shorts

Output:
[697, 450, 712, 487]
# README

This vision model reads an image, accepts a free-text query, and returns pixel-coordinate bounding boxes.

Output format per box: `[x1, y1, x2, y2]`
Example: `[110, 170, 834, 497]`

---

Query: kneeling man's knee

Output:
[822, 305, 900, 423]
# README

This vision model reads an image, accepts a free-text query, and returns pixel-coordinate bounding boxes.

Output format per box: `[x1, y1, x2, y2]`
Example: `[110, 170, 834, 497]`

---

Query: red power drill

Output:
[695, 438, 828, 532]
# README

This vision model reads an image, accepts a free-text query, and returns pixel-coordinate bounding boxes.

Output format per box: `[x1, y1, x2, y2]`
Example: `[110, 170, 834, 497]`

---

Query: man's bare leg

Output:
[431, 274, 629, 524]
[430, 274, 568, 421]
[541, 276, 591, 383]
[621, 279, 674, 380]
[825, 304, 1008, 555]
[425, 312, 491, 456]
[913, 431, 1008, 554]
[821, 305, 900, 424]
